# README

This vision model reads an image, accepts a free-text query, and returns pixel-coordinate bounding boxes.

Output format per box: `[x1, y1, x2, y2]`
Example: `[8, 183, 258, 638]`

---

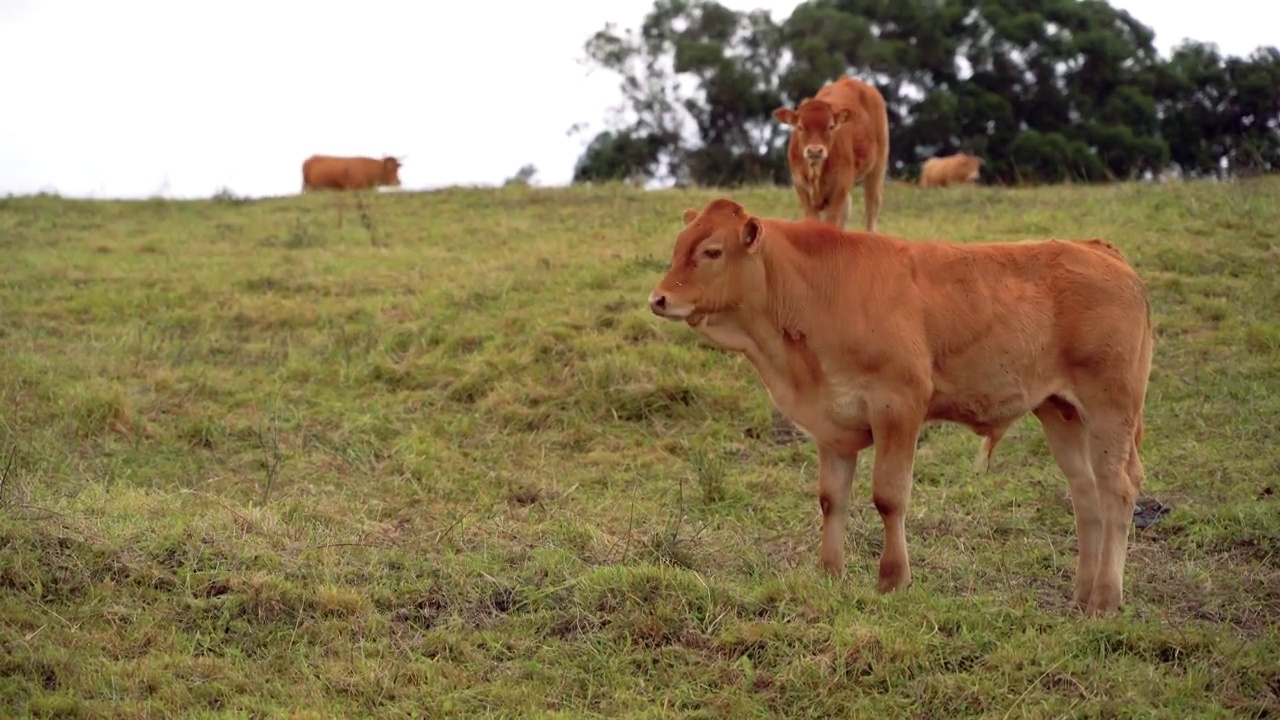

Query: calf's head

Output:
[774, 100, 853, 167]
[379, 156, 404, 186]
[648, 199, 763, 327]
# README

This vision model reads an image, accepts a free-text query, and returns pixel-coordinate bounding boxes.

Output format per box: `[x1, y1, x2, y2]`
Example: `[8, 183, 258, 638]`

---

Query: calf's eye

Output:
[703, 247, 722, 259]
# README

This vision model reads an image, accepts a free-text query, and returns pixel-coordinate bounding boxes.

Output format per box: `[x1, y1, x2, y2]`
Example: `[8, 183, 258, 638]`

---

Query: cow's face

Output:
[774, 100, 854, 168]
[380, 157, 403, 186]
[648, 199, 763, 328]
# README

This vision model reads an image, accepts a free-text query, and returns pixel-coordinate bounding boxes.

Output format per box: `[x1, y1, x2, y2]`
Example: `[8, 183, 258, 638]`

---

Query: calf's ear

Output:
[833, 108, 854, 127]
[682, 208, 699, 225]
[741, 217, 763, 253]
[773, 108, 797, 126]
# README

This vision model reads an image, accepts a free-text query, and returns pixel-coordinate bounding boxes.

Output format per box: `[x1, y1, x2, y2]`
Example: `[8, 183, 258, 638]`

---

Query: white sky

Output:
[0, 0, 1273, 199]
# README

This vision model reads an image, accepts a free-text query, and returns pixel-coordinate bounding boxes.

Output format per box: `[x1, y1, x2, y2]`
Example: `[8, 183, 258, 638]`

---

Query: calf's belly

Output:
[926, 379, 1055, 433]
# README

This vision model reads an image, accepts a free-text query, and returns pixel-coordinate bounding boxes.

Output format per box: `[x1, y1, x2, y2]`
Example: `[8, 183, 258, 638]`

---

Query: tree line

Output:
[571, 0, 1280, 187]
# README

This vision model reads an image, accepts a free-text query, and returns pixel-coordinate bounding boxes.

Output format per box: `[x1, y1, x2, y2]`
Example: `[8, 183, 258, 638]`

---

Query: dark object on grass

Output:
[1133, 497, 1170, 529]
[769, 408, 807, 444]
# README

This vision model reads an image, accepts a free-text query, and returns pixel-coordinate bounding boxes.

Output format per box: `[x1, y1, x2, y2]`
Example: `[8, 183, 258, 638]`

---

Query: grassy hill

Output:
[1, 179, 1278, 718]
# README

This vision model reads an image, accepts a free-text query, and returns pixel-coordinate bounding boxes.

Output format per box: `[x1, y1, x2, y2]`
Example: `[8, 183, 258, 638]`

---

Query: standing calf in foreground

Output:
[647, 199, 1154, 617]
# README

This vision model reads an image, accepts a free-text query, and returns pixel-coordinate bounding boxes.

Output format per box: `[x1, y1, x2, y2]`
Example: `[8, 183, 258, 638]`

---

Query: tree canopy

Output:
[573, 0, 1280, 186]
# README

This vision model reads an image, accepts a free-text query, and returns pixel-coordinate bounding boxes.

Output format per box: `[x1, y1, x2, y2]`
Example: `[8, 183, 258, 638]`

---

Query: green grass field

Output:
[1, 178, 1278, 718]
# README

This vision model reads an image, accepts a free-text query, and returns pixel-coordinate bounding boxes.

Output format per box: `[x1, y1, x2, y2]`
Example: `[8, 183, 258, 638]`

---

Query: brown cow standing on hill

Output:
[920, 153, 984, 188]
[301, 155, 404, 191]
[301, 154, 405, 227]
[770, 76, 890, 440]
[773, 75, 890, 232]
[647, 198, 1154, 617]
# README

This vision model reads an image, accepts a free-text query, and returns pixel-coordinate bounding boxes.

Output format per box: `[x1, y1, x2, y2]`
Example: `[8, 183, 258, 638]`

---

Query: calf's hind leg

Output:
[1033, 400, 1102, 611]
[1085, 414, 1143, 617]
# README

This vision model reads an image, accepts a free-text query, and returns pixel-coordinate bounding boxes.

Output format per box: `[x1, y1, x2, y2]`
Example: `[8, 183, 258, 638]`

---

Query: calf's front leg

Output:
[820, 192, 850, 230]
[816, 438, 868, 574]
[792, 184, 820, 222]
[868, 407, 924, 593]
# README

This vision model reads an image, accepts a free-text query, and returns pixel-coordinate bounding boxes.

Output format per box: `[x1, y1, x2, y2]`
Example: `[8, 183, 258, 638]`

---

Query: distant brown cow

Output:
[647, 198, 1154, 617]
[920, 153, 983, 188]
[773, 75, 890, 232]
[301, 154, 404, 227]
[302, 155, 404, 192]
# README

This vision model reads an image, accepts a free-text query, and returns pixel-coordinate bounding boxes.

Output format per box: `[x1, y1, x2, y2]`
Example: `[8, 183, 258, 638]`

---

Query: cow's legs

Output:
[793, 185, 819, 222]
[1085, 413, 1143, 616]
[821, 193, 850, 229]
[816, 437, 870, 575]
[1034, 401, 1101, 610]
[864, 159, 887, 232]
[868, 405, 923, 593]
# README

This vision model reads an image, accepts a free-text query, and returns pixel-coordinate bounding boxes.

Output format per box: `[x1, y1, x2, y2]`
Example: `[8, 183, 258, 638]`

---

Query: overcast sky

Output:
[0, 0, 1273, 199]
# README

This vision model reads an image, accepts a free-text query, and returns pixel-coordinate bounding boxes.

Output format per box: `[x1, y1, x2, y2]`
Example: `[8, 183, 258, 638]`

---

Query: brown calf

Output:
[301, 154, 405, 228]
[647, 198, 1154, 617]
[773, 75, 890, 232]
[920, 153, 984, 188]
[301, 154, 404, 191]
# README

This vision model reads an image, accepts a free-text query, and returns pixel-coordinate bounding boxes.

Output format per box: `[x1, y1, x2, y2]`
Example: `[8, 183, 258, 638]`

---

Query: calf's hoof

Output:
[819, 552, 845, 577]
[1070, 586, 1092, 612]
[1083, 602, 1121, 618]
[876, 560, 911, 594]
[1082, 584, 1123, 617]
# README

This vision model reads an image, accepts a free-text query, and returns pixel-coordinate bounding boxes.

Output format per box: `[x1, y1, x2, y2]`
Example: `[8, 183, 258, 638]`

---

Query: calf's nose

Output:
[804, 146, 826, 161]
[648, 293, 667, 315]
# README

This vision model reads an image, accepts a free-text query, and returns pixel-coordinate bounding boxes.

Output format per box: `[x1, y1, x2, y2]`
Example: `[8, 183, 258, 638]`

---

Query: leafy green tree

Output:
[573, 0, 790, 187]
[1154, 41, 1234, 178]
[573, 131, 665, 185]
[504, 164, 539, 187]
[574, 0, 1279, 186]
[1224, 48, 1280, 175]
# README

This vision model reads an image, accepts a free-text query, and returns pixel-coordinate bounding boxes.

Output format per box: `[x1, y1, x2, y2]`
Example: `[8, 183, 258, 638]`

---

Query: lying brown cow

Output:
[920, 153, 983, 188]
[647, 198, 1154, 617]
[773, 75, 890, 232]
[301, 154, 404, 192]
